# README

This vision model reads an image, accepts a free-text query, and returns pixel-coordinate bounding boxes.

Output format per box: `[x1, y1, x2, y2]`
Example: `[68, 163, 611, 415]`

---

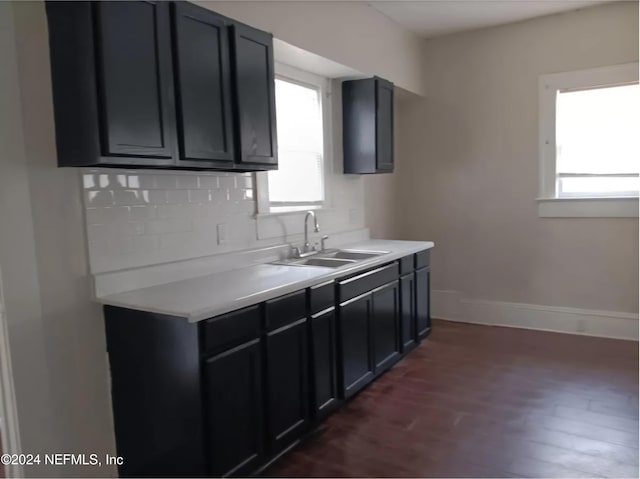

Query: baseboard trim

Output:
[432, 290, 638, 341]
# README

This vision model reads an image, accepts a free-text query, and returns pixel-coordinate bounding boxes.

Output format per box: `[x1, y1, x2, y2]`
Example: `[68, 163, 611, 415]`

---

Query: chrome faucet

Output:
[303, 210, 320, 253]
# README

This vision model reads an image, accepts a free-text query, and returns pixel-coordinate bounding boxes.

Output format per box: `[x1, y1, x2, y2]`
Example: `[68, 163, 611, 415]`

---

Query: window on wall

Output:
[539, 63, 639, 217]
[260, 66, 328, 212]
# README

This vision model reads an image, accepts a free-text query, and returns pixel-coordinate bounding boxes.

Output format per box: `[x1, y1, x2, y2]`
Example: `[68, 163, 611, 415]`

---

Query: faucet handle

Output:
[320, 235, 329, 251]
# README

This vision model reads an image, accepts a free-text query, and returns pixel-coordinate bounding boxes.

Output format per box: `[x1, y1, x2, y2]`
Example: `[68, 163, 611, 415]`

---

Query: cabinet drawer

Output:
[398, 255, 414, 275]
[309, 281, 335, 315]
[338, 263, 399, 304]
[201, 305, 261, 356]
[265, 290, 307, 331]
[415, 250, 430, 269]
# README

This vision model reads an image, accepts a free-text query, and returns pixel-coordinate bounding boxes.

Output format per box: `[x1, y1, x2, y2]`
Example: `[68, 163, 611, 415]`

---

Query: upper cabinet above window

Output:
[342, 77, 394, 174]
[46, 1, 278, 172]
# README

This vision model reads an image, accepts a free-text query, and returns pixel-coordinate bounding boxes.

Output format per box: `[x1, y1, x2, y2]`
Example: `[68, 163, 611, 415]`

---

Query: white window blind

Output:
[268, 78, 324, 205]
[556, 83, 639, 197]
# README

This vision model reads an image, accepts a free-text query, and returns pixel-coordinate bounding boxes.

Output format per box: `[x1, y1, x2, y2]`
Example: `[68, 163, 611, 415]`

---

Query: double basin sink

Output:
[273, 249, 390, 269]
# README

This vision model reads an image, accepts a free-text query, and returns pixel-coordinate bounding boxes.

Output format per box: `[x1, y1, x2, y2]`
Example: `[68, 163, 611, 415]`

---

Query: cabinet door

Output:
[171, 3, 234, 165]
[203, 339, 264, 477]
[416, 267, 431, 339]
[375, 78, 394, 172]
[310, 307, 339, 420]
[94, 1, 176, 159]
[372, 281, 401, 373]
[230, 23, 278, 167]
[339, 294, 374, 399]
[400, 273, 417, 352]
[266, 319, 309, 453]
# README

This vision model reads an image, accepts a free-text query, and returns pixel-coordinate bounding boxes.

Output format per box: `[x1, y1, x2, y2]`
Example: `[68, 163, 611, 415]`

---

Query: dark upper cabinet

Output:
[265, 319, 309, 453]
[338, 293, 375, 398]
[416, 267, 431, 339]
[46, 1, 277, 171]
[343, 77, 394, 174]
[230, 23, 278, 168]
[47, 1, 177, 167]
[203, 339, 264, 477]
[400, 273, 418, 352]
[95, 1, 176, 159]
[372, 281, 401, 373]
[310, 307, 340, 420]
[171, 2, 235, 166]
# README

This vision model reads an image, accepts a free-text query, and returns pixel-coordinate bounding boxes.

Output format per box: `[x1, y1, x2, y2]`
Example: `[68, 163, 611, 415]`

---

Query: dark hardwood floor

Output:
[264, 319, 639, 478]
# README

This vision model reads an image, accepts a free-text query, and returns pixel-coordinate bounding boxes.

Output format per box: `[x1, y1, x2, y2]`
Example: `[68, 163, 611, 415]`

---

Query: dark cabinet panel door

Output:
[203, 339, 264, 477]
[338, 294, 374, 399]
[400, 273, 418, 352]
[310, 307, 339, 420]
[372, 281, 401, 373]
[416, 267, 431, 339]
[94, 1, 176, 159]
[172, 3, 234, 164]
[376, 78, 394, 172]
[266, 319, 309, 453]
[230, 23, 278, 167]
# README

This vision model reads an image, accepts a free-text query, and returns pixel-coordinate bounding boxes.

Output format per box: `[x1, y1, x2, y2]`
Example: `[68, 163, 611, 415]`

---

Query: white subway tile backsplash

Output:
[113, 189, 144, 206]
[146, 190, 167, 205]
[188, 189, 210, 203]
[81, 167, 365, 274]
[166, 189, 189, 204]
[176, 175, 198, 189]
[154, 174, 177, 189]
[198, 176, 219, 189]
[86, 190, 114, 207]
[219, 176, 236, 190]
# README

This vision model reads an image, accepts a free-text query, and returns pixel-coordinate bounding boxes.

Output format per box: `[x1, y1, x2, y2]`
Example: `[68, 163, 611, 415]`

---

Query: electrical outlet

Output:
[216, 223, 227, 245]
[576, 319, 586, 333]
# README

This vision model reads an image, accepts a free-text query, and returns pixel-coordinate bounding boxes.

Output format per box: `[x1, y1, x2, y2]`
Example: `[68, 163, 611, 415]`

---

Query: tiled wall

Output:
[82, 169, 365, 274]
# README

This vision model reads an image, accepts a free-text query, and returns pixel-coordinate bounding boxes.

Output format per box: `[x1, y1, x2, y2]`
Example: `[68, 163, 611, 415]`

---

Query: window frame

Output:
[538, 63, 639, 218]
[256, 63, 332, 215]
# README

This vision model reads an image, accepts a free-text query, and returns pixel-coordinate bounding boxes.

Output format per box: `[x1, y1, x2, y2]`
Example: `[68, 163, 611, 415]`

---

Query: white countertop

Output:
[97, 239, 434, 322]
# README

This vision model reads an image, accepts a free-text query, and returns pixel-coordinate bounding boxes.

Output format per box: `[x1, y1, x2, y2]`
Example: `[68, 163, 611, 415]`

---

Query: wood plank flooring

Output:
[264, 319, 639, 478]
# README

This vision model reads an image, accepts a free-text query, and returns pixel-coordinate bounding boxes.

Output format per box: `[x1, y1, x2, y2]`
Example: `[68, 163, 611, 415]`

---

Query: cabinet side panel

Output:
[103, 306, 206, 477]
[45, 1, 101, 166]
[343, 79, 376, 174]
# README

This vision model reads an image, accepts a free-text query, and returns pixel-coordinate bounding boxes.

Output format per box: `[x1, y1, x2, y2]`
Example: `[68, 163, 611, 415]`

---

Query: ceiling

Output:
[369, 1, 618, 38]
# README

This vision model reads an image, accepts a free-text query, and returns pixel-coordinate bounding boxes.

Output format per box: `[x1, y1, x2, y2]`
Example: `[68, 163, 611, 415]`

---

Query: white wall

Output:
[196, 1, 426, 96]
[0, 2, 117, 476]
[394, 2, 639, 334]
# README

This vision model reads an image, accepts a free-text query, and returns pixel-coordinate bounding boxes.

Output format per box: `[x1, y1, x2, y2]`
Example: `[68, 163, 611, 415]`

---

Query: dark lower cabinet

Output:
[339, 293, 374, 399]
[416, 267, 431, 338]
[372, 281, 401, 373]
[265, 319, 309, 453]
[400, 273, 418, 352]
[203, 340, 264, 477]
[310, 307, 339, 420]
[104, 250, 432, 478]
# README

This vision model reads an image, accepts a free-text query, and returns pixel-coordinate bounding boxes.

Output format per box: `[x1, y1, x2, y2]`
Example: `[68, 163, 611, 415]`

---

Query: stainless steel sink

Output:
[320, 249, 389, 260]
[271, 248, 390, 268]
[293, 257, 355, 268]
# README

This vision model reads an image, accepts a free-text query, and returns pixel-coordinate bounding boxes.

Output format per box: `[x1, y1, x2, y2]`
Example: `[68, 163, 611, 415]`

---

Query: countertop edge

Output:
[98, 241, 434, 322]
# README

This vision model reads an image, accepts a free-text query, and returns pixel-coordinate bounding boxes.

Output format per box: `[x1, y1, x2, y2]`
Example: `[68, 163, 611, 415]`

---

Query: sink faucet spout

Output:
[304, 210, 320, 253]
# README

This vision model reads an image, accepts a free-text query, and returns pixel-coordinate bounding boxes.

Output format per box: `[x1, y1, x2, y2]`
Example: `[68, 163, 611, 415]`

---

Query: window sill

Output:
[537, 197, 639, 218]
[255, 206, 334, 218]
